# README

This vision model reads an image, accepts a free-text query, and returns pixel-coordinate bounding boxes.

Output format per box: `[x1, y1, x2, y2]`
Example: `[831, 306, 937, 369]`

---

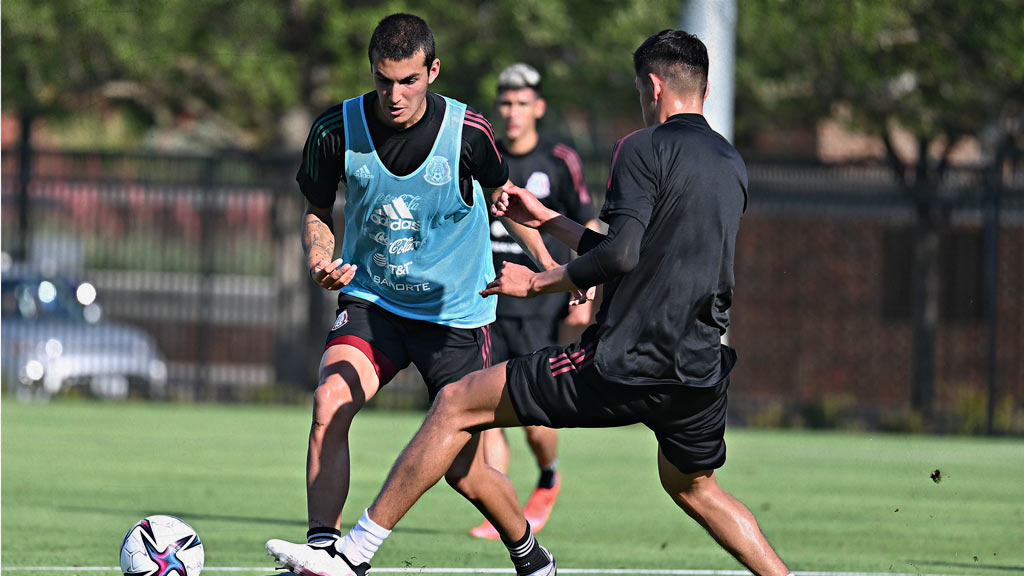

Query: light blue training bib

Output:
[339, 94, 496, 329]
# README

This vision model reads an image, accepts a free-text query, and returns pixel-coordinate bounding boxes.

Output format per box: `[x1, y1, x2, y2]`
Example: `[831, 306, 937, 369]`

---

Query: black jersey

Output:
[593, 113, 747, 388]
[297, 92, 508, 208]
[490, 137, 595, 319]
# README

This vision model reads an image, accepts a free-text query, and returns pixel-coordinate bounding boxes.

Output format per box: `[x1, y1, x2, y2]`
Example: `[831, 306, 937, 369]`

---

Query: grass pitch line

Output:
[0, 568, 968, 576]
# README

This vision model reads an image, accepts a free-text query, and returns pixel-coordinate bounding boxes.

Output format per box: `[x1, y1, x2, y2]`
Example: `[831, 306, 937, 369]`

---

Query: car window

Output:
[1, 279, 86, 322]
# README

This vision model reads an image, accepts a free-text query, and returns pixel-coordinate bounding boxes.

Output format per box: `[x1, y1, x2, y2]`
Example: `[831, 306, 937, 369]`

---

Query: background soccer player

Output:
[332, 29, 792, 576]
[266, 14, 566, 576]
[470, 62, 600, 540]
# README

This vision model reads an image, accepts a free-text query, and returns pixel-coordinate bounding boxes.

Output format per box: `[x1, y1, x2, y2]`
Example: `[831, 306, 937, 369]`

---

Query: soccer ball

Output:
[120, 515, 204, 576]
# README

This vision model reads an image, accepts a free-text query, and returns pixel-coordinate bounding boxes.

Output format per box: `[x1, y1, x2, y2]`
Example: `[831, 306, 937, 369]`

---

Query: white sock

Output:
[336, 509, 392, 565]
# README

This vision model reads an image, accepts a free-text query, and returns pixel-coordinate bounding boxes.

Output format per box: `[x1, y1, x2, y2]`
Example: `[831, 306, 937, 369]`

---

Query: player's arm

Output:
[491, 183, 587, 248]
[489, 184, 558, 271]
[297, 107, 357, 290]
[552, 143, 601, 320]
[464, 107, 558, 271]
[302, 202, 334, 268]
[484, 131, 653, 299]
[563, 128, 654, 289]
[302, 201, 356, 290]
[480, 212, 641, 298]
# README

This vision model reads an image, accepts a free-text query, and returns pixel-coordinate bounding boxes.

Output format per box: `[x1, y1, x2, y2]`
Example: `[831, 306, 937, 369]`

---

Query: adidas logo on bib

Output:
[354, 165, 374, 180]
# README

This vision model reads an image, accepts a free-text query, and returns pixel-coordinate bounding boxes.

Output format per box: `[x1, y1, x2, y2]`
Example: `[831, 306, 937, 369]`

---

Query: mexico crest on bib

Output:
[424, 156, 453, 186]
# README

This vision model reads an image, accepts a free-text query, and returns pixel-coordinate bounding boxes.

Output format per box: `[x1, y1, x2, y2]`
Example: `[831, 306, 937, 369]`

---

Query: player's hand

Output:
[480, 261, 536, 298]
[491, 182, 557, 229]
[565, 295, 594, 326]
[568, 286, 596, 307]
[310, 258, 357, 290]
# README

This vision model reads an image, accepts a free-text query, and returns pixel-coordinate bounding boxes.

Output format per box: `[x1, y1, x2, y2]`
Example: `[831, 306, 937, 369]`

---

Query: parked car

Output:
[1, 262, 167, 399]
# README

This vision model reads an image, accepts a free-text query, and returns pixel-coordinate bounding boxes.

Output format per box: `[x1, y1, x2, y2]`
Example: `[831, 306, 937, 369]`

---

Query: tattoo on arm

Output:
[302, 204, 336, 266]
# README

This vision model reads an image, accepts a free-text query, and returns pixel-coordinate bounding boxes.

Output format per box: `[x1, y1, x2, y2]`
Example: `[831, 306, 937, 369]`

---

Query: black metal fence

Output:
[0, 149, 360, 404]
[732, 162, 1024, 434]
[2, 147, 1022, 432]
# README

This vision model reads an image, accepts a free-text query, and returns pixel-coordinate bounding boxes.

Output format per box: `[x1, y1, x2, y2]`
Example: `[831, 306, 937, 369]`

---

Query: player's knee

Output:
[525, 426, 553, 446]
[311, 377, 364, 429]
[662, 469, 716, 512]
[434, 379, 464, 406]
[432, 382, 474, 427]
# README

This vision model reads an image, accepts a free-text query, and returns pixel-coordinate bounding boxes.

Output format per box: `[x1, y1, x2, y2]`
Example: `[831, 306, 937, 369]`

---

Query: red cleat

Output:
[468, 518, 501, 540]
[523, 474, 561, 532]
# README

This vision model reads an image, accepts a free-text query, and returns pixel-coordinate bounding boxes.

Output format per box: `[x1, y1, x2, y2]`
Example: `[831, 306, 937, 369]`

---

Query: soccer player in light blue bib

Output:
[339, 92, 494, 328]
[266, 13, 567, 576]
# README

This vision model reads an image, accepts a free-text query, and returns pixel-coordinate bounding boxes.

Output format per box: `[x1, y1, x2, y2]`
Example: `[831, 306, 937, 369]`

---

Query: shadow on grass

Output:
[61, 505, 446, 535]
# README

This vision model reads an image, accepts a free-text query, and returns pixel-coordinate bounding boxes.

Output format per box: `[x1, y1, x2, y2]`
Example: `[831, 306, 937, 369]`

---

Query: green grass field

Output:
[2, 400, 1023, 576]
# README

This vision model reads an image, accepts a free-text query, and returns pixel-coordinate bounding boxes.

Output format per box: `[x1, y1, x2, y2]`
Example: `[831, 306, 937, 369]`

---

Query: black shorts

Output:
[505, 330, 728, 474]
[489, 315, 561, 364]
[325, 294, 491, 401]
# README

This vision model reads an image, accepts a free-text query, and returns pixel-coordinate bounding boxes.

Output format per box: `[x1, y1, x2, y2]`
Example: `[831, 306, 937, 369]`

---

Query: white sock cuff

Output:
[359, 509, 392, 539]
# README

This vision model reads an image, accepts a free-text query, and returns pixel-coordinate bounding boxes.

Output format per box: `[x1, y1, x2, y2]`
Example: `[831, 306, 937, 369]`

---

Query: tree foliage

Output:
[2, 0, 676, 150]
[734, 0, 1024, 161]
[734, 0, 1024, 412]
[2, 0, 300, 147]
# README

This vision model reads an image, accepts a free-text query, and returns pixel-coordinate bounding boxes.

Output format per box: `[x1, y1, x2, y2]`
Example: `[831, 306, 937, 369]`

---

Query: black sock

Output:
[306, 527, 341, 544]
[503, 524, 550, 575]
[537, 462, 558, 490]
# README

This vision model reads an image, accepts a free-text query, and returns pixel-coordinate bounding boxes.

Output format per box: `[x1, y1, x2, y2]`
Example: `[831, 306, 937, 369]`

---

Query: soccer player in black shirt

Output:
[333, 30, 791, 576]
[266, 14, 561, 576]
[470, 63, 599, 541]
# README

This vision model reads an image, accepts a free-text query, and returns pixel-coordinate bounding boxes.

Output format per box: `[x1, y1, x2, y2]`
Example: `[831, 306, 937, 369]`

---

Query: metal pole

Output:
[683, 0, 738, 347]
[681, 0, 737, 143]
[17, 112, 33, 261]
[196, 157, 217, 398]
[983, 169, 1001, 435]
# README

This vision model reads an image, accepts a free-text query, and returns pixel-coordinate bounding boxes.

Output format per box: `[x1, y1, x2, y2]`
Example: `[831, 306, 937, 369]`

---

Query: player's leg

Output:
[658, 454, 789, 576]
[524, 425, 558, 470]
[521, 425, 560, 531]
[368, 362, 518, 522]
[306, 343, 382, 533]
[470, 427, 512, 538]
[268, 299, 407, 576]
[266, 343, 383, 576]
[519, 315, 563, 532]
[306, 300, 407, 536]
[471, 318, 515, 539]
[470, 428, 511, 540]
[482, 316, 515, 478]
[522, 315, 561, 475]
[344, 362, 552, 574]
[412, 324, 552, 572]
[444, 428, 529, 544]
[481, 428, 511, 474]
[651, 380, 789, 576]
[337, 337, 609, 574]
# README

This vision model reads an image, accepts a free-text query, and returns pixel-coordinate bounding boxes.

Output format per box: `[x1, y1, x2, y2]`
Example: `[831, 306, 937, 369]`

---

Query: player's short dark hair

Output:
[633, 29, 708, 96]
[368, 13, 435, 66]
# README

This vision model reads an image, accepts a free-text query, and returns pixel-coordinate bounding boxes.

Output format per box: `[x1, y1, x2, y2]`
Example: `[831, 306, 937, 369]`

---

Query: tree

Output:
[2, 0, 306, 148]
[734, 0, 1024, 413]
[2, 0, 676, 151]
